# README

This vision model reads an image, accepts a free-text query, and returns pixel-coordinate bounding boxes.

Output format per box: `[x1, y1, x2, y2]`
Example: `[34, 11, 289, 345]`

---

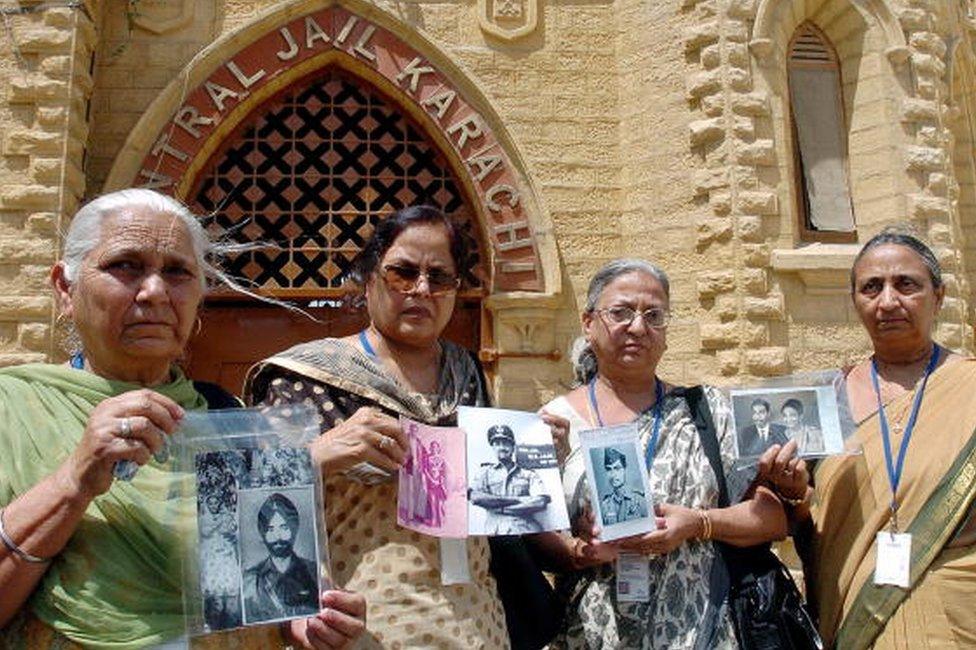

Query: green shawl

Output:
[0, 363, 207, 649]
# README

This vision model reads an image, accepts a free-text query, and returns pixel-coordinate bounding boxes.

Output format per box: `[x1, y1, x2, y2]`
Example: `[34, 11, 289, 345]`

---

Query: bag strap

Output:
[193, 380, 244, 409]
[680, 385, 730, 509]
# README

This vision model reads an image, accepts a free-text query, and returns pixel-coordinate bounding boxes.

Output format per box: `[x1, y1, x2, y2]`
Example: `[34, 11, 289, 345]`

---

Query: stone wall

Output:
[0, 0, 100, 366]
[0, 0, 973, 398]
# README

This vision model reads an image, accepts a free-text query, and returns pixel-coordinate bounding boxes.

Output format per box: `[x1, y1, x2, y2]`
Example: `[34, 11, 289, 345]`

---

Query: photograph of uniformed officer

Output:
[242, 492, 319, 624]
[598, 447, 648, 525]
[468, 424, 551, 534]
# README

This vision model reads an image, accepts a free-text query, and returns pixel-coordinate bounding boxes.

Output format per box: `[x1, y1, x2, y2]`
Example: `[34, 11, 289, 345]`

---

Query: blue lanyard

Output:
[358, 330, 378, 359]
[869, 344, 940, 529]
[588, 377, 665, 469]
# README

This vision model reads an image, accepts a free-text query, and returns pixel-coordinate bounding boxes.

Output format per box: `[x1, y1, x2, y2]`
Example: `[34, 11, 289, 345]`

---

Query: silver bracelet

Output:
[0, 507, 51, 564]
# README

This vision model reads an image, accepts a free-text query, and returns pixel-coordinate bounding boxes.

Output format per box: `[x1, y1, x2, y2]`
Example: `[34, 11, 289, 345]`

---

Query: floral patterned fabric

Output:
[544, 385, 755, 650]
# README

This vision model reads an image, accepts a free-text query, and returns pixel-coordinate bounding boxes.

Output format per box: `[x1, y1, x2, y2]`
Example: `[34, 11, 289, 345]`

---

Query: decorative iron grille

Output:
[191, 70, 483, 294]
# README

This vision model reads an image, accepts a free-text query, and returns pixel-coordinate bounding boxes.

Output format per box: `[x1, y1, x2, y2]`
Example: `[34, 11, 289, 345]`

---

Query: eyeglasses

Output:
[380, 263, 460, 295]
[597, 306, 670, 329]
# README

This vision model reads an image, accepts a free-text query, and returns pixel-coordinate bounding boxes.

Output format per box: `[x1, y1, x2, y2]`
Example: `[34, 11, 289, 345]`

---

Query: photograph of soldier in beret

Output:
[597, 447, 649, 525]
[579, 423, 655, 541]
[240, 489, 320, 624]
[468, 423, 551, 534]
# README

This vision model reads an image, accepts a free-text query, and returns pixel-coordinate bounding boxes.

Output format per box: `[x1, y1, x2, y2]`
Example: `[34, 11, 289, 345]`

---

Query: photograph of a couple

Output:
[731, 386, 843, 459]
[397, 419, 468, 538]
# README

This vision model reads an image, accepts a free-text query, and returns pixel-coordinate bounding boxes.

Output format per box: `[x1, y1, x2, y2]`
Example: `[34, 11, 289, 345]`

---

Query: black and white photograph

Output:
[459, 406, 570, 536]
[730, 385, 843, 459]
[193, 447, 323, 631]
[579, 423, 656, 541]
[195, 450, 245, 632]
[238, 486, 321, 625]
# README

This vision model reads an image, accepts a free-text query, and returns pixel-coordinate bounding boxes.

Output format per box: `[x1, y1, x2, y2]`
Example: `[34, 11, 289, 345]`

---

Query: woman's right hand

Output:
[757, 439, 810, 504]
[67, 390, 184, 499]
[570, 505, 619, 565]
[310, 407, 406, 474]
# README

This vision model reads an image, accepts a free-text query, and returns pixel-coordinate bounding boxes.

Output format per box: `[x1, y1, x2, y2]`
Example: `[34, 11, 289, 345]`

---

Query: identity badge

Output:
[874, 532, 911, 588]
[616, 553, 650, 602]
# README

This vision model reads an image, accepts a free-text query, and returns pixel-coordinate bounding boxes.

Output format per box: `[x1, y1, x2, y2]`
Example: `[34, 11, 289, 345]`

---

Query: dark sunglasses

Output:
[380, 263, 460, 295]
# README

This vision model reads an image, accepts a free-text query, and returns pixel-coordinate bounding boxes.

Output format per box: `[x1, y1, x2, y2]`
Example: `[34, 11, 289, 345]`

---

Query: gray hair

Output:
[571, 259, 671, 385]
[60, 189, 305, 329]
[63, 189, 210, 286]
[850, 226, 943, 293]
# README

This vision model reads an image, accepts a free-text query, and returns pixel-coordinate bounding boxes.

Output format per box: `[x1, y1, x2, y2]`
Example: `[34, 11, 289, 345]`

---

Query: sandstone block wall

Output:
[0, 0, 99, 366]
[0, 0, 972, 402]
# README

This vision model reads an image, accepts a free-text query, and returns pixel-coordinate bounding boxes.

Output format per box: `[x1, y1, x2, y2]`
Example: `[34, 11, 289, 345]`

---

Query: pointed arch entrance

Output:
[183, 68, 486, 391]
[104, 3, 563, 397]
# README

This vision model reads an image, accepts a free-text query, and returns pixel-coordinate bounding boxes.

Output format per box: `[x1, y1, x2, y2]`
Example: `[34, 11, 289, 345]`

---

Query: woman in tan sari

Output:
[246, 206, 513, 649]
[764, 229, 976, 648]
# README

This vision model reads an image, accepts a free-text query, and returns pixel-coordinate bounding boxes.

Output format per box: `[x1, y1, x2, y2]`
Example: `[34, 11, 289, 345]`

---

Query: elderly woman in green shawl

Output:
[0, 189, 365, 650]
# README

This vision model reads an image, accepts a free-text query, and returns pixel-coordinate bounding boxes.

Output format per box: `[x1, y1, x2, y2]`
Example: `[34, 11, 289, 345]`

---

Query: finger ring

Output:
[782, 467, 792, 476]
[119, 418, 133, 439]
[379, 436, 391, 450]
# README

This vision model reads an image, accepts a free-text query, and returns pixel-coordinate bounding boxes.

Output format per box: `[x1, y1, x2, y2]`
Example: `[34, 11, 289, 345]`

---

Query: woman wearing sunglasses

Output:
[534, 259, 788, 649]
[245, 206, 510, 649]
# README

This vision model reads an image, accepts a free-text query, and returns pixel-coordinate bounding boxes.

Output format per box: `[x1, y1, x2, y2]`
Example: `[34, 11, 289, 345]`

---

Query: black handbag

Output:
[682, 386, 823, 650]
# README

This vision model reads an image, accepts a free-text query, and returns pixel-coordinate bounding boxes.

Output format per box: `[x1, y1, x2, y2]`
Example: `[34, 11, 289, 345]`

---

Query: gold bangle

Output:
[697, 509, 712, 541]
[778, 490, 808, 507]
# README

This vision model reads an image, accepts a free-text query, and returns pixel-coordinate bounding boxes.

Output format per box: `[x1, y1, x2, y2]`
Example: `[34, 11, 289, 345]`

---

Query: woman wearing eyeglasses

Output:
[535, 259, 788, 649]
[245, 206, 510, 649]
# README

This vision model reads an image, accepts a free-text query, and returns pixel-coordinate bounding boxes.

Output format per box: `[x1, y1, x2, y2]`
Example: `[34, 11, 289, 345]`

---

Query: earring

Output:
[193, 317, 202, 337]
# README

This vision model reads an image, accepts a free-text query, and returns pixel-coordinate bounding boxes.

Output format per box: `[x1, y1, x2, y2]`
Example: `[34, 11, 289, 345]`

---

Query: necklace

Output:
[871, 343, 939, 435]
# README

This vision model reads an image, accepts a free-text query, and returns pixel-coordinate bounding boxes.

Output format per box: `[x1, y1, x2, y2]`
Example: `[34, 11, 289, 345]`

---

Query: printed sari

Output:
[245, 337, 510, 649]
[811, 358, 976, 648]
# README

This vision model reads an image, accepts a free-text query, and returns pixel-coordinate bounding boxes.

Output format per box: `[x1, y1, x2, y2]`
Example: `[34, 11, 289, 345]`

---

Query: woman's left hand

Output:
[539, 410, 570, 465]
[613, 504, 700, 556]
[286, 590, 366, 649]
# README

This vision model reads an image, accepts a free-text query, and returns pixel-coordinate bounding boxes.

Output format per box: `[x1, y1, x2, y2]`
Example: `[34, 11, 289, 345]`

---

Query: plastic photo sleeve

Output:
[172, 404, 329, 638]
[727, 369, 860, 463]
[578, 423, 656, 542]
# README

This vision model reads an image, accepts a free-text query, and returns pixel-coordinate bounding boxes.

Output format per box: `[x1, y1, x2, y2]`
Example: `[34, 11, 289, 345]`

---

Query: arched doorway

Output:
[184, 69, 487, 393]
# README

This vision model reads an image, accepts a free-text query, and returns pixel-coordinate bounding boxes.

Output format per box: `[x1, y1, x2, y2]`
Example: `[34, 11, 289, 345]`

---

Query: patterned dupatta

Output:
[244, 337, 488, 425]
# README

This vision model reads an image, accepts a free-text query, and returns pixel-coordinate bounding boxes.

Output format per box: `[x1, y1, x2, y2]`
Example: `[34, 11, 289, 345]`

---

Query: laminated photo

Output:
[176, 405, 326, 637]
[397, 417, 468, 538]
[460, 406, 570, 536]
[194, 446, 323, 631]
[579, 423, 656, 542]
[730, 385, 844, 459]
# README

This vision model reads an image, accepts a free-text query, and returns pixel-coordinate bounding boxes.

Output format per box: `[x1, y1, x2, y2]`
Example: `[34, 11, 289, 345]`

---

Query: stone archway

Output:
[103, 2, 564, 397]
[104, 2, 559, 296]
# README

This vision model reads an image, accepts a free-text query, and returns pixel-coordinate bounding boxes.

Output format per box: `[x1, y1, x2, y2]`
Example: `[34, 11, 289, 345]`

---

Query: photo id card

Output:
[616, 553, 650, 603]
[874, 532, 911, 588]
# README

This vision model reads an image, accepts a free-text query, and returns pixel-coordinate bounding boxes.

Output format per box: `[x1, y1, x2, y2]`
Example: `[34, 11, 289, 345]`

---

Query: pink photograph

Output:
[397, 418, 468, 538]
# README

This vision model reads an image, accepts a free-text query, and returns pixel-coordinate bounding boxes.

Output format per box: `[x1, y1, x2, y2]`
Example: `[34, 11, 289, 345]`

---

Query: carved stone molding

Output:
[751, 0, 909, 67]
[128, 0, 194, 35]
[484, 292, 561, 359]
[478, 0, 539, 41]
[771, 244, 859, 295]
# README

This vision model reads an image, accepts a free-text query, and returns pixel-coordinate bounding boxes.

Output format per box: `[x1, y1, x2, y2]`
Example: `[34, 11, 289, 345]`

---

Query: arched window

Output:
[788, 22, 856, 242]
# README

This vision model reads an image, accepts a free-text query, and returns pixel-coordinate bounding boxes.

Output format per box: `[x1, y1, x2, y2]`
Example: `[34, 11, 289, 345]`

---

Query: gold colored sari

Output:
[811, 358, 976, 648]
